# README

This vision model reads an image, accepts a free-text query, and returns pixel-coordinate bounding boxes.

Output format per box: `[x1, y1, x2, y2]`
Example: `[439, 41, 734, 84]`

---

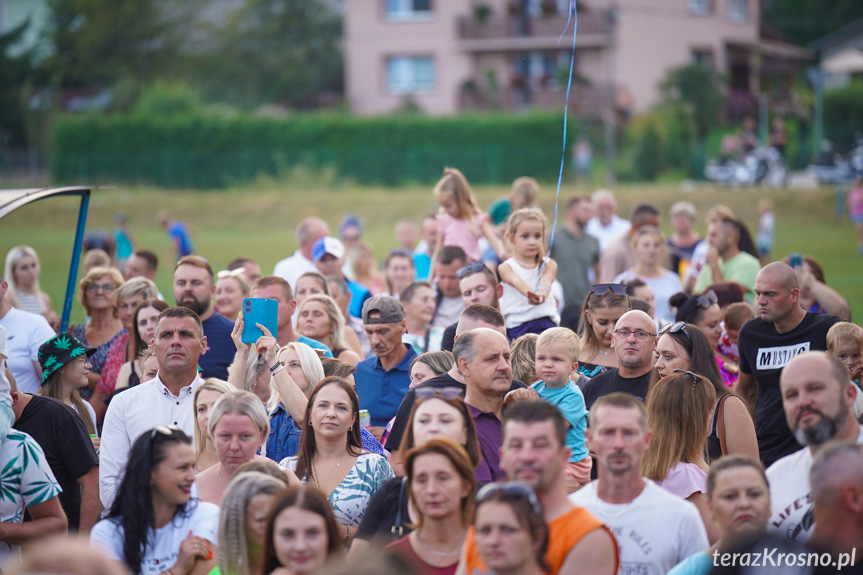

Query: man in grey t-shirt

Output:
[550, 195, 599, 329]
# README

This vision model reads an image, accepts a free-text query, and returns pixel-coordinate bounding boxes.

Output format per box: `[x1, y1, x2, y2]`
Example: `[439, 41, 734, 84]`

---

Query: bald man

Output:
[273, 217, 330, 290]
[581, 310, 658, 410]
[736, 263, 840, 467]
[808, 442, 863, 568]
[766, 352, 862, 544]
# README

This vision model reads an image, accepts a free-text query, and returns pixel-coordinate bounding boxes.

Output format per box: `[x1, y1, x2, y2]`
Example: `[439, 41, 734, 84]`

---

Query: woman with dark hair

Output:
[38, 334, 98, 442]
[669, 290, 739, 386]
[642, 370, 718, 542]
[350, 391, 480, 557]
[90, 427, 219, 575]
[385, 438, 477, 575]
[651, 322, 758, 463]
[669, 456, 770, 575]
[278, 377, 393, 548]
[471, 482, 549, 575]
[576, 284, 630, 378]
[263, 485, 341, 575]
[319, 359, 385, 456]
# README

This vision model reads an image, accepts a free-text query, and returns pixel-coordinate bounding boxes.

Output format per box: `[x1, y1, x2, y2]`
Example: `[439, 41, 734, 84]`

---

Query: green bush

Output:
[51, 112, 574, 188]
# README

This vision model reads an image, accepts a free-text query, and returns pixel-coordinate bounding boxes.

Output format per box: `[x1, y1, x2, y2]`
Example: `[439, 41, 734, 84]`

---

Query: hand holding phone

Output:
[241, 298, 278, 344]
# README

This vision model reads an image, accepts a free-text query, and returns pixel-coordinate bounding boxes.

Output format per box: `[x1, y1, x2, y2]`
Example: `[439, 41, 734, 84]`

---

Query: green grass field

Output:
[1, 179, 861, 325]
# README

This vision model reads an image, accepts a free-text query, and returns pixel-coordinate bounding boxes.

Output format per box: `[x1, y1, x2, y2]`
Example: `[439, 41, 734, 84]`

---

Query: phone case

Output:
[242, 298, 278, 344]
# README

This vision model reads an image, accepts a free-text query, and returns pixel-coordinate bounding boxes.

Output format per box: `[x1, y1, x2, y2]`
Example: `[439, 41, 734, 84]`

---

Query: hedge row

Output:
[51, 112, 573, 188]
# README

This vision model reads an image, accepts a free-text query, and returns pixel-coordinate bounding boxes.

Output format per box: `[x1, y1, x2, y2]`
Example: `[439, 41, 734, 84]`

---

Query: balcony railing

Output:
[457, 11, 613, 42]
[460, 82, 613, 120]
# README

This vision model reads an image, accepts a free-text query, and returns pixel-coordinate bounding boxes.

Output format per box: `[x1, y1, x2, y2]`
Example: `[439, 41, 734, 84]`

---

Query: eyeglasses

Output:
[673, 369, 700, 388]
[415, 386, 463, 400]
[87, 283, 116, 293]
[613, 328, 656, 340]
[659, 321, 691, 342]
[590, 283, 627, 296]
[696, 290, 718, 309]
[476, 482, 543, 518]
[457, 261, 487, 279]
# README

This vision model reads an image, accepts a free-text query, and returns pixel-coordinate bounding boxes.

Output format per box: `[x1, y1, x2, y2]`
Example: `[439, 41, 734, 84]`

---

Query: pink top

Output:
[849, 186, 863, 219]
[436, 212, 488, 262]
[657, 462, 707, 499]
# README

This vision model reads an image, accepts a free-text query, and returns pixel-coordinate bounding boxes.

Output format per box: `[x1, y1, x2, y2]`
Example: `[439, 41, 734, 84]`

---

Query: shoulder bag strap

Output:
[391, 477, 407, 541]
[717, 394, 730, 456]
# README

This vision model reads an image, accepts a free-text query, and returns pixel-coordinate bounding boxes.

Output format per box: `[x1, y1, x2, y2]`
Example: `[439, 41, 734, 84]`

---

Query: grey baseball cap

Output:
[362, 295, 405, 324]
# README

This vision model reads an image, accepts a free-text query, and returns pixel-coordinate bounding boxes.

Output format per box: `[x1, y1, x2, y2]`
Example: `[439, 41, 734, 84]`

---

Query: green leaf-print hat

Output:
[37, 334, 96, 385]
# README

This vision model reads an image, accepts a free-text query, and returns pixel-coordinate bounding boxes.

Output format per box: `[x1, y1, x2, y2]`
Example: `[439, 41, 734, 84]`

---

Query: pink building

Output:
[344, 0, 809, 118]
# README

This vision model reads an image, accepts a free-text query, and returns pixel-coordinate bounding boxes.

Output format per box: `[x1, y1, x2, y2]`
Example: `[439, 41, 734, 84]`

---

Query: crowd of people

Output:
[1, 172, 862, 575]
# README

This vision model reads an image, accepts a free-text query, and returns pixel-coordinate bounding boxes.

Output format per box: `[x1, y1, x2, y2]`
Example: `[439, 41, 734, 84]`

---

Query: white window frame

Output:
[386, 56, 435, 94]
[688, 0, 712, 15]
[728, 0, 748, 22]
[384, 0, 433, 22]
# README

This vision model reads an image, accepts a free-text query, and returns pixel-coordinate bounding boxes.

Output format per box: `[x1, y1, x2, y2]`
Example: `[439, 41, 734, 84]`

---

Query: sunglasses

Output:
[457, 261, 487, 279]
[149, 425, 182, 455]
[590, 283, 627, 296]
[659, 321, 691, 342]
[217, 268, 246, 280]
[415, 386, 463, 400]
[672, 368, 700, 388]
[696, 290, 718, 309]
[476, 481, 543, 518]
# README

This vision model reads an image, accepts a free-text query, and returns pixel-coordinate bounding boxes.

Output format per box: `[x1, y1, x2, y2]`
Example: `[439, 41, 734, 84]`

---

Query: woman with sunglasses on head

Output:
[71, 267, 126, 400]
[263, 485, 342, 575]
[472, 482, 549, 575]
[576, 284, 630, 378]
[384, 438, 477, 575]
[642, 370, 719, 543]
[669, 290, 739, 386]
[652, 322, 758, 463]
[279, 377, 393, 549]
[668, 455, 771, 575]
[212, 471, 285, 575]
[215, 269, 249, 321]
[350, 388, 480, 558]
[90, 427, 219, 575]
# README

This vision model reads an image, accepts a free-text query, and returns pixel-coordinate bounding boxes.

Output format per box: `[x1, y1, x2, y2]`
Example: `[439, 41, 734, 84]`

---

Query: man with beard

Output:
[766, 351, 863, 544]
[570, 393, 708, 575]
[173, 255, 234, 380]
[580, 310, 657, 409]
[457, 400, 618, 575]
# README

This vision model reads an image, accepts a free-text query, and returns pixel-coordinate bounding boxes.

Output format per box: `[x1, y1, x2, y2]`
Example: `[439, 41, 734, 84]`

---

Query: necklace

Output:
[415, 530, 464, 566]
[217, 464, 229, 487]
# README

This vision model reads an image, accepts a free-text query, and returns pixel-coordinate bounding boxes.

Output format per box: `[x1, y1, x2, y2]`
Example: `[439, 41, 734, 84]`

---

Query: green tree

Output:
[0, 20, 37, 146]
[762, 0, 863, 46]
[196, 0, 342, 108]
[43, 0, 205, 87]
[660, 64, 725, 142]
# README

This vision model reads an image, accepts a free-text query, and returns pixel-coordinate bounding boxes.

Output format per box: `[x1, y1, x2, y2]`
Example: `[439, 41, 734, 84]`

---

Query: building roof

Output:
[811, 17, 863, 54]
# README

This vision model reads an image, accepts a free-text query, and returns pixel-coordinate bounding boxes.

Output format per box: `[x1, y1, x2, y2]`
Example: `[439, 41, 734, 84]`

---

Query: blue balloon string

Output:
[536, 0, 577, 289]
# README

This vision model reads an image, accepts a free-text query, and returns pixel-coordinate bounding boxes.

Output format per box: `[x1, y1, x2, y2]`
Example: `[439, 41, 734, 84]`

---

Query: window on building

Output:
[688, 0, 712, 15]
[728, 0, 748, 21]
[387, 57, 435, 94]
[691, 49, 714, 70]
[385, 0, 432, 21]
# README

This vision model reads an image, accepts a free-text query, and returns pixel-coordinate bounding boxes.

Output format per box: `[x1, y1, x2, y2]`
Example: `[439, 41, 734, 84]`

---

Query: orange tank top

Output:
[463, 505, 618, 575]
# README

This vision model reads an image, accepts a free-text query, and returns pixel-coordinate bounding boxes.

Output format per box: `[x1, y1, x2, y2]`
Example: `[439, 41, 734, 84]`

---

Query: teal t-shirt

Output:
[668, 551, 713, 575]
[530, 380, 589, 461]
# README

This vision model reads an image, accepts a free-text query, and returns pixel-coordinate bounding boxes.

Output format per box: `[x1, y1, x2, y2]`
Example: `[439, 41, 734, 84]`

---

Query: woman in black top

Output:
[650, 322, 758, 462]
[348, 392, 480, 558]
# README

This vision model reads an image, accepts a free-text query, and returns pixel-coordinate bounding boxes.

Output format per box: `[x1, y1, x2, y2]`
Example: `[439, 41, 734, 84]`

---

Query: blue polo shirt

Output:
[354, 344, 417, 427]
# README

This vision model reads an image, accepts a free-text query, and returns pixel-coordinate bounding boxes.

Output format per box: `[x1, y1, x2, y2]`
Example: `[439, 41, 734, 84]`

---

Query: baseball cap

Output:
[312, 237, 345, 261]
[362, 295, 405, 324]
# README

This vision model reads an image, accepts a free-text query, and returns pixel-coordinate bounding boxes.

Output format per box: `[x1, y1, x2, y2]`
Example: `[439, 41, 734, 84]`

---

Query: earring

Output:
[308, 420, 313, 427]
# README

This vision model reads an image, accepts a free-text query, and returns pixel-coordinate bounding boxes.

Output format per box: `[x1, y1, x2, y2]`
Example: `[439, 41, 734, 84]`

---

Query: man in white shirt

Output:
[585, 189, 631, 253]
[99, 306, 206, 511]
[766, 351, 862, 544]
[0, 275, 55, 394]
[570, 392, 708, 575]
[273, 217, 330, 290]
